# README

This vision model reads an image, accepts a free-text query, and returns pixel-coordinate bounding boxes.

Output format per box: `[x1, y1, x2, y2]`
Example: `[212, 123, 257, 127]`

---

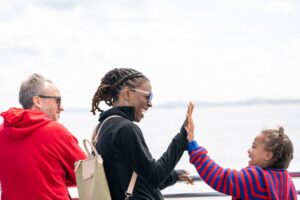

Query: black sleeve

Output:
[118, 123, 188, 189]
[158, 170, 178, 190]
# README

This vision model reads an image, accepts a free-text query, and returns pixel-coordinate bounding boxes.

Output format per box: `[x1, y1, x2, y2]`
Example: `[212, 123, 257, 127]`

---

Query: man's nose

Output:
[59, 105, 64, 112]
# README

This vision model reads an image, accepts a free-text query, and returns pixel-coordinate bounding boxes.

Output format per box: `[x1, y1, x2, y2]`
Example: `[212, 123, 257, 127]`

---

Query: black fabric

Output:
[96, 106, 188, 200]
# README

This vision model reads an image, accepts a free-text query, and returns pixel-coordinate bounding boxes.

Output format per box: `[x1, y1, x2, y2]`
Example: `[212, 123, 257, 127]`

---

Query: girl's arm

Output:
[188, 141, 268, 199]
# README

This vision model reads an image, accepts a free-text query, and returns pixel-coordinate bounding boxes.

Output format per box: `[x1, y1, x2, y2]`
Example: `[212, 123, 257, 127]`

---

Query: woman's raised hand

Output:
[185, 102, 194, 142]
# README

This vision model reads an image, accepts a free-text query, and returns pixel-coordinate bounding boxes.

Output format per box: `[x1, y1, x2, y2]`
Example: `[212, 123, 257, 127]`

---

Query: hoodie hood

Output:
[0, 108, 52, 140]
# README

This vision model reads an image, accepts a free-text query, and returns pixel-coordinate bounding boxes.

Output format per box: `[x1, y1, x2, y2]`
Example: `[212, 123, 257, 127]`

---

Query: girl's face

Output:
[128, 80, 152, 122]
[247, 133, 273, 168]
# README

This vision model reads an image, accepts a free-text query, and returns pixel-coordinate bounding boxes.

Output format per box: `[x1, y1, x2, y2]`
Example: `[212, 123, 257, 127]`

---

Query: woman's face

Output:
[128, 80, 152, 122]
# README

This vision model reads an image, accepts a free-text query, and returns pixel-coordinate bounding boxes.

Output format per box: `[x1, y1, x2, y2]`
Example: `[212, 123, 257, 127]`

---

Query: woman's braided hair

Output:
[91, 68, 148, 115]
[262, 126, 294, 169]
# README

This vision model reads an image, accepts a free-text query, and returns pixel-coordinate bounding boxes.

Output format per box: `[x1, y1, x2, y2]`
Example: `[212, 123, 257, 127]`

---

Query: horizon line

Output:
[64, 98, 300, 111]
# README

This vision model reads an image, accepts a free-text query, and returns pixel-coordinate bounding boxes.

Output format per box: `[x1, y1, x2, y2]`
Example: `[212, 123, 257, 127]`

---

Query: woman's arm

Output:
[119, 123, 188, 189]
[118, 103, 194, 189]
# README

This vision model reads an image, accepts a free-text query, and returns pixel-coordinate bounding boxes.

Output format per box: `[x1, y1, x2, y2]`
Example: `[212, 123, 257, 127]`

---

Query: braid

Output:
[91, 68, 148, 115]
[91, 84, 113, 114]
[262, 126, 294, 169]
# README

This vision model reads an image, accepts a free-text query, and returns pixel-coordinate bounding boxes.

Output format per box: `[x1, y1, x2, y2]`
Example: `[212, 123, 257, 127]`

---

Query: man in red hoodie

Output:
[0, 73, 86, 200]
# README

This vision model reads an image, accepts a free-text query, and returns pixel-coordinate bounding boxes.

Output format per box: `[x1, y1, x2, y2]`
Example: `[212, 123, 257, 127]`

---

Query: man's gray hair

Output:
[19, 73, 53, 109]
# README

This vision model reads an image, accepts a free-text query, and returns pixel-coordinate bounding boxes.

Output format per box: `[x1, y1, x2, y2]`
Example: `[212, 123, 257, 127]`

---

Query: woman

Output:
[91, 68, 193, 200]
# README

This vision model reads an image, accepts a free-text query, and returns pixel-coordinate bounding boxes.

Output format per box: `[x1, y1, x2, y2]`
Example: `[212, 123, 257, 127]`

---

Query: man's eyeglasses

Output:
[38, 95, 61, 109]
[130, 88, 153, 103]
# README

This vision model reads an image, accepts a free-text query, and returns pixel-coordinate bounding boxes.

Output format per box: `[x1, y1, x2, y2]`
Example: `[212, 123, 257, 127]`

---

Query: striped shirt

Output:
[188, 141, 298, 200]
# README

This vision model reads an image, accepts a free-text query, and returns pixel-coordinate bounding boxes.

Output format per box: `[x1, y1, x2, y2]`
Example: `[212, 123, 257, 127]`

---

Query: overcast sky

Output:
[1, 0, 300, 110]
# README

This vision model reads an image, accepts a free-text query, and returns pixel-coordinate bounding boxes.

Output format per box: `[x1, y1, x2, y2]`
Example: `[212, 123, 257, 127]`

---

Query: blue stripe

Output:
[289, 187, 295, 200]
[230, 171, 236, 196]
[190, 148, 205, 160]
[237, 171, 245, 199]
[211, 167, 221, 188]
[190, 149, 203, 160]
[248, 168, 267, 196]
[275, 171, 282, 199]
[241, 170, 250, 198]
[191, 155, 206, 167]
[187, 140, 199, 152]
[265, 171, 277, 200]
[199, 159, 212, 179]
[206, 163, 220, 185]
[193, 155, 208, 173]
[211, 168, 225, 191]
[225, 169, 231, 194]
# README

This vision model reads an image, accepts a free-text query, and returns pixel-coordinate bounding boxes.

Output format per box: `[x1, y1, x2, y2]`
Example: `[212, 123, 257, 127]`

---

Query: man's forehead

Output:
[43, 82, 60, 94]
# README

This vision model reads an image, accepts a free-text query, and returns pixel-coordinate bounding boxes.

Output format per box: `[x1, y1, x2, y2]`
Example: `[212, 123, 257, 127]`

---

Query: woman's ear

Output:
[120, 87, 130, 102]
[115, 87, 131, 106]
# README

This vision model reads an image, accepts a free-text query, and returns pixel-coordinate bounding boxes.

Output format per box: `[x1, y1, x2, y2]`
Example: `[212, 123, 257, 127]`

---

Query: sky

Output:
[0, 0, 300, 110]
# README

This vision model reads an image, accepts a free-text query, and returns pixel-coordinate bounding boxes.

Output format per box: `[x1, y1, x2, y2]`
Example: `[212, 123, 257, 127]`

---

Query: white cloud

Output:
[0, 0, 300, 109]
[0, 0, 28, 20]
[32, 0, 80, 10]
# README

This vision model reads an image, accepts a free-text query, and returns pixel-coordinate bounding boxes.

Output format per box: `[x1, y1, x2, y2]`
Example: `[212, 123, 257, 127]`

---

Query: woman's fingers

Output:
[178, 173, 194, 185]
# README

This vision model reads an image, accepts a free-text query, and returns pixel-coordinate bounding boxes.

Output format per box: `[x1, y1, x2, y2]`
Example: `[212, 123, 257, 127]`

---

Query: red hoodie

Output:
[0, 108, 86, 200]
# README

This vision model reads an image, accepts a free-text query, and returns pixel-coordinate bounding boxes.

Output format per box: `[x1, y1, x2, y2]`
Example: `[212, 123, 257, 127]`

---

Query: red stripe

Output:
[190, 151, 199, 163]
[206, 163, 218, 183]
[211, 167, 222, 190]
[221, 169, 228, 194]
[233, 170, 240, 197]
[194, 155, 204, 170]
[265, 172, 276, 199]
[229, 170, 233, 195]
[197, 157, 211, 175]
[215, 168, 224, 191]
[248, 168, 268, 199]
[239, 170, 249, 199]
[251, 168, 266, 193]
[271, 171, 280, 195]
[290, 175, 297, 200]
[244, 169, 256, 195]
[279, 171, 284, 199]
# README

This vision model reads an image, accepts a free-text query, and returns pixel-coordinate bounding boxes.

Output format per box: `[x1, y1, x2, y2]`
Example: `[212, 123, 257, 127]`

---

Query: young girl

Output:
[185, 104, 298, 200]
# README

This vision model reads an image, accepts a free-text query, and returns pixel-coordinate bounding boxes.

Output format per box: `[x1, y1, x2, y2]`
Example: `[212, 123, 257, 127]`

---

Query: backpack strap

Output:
[91, 114, 138, 199]
[125, 172, 138, 199]
[91, 115, 121, 146]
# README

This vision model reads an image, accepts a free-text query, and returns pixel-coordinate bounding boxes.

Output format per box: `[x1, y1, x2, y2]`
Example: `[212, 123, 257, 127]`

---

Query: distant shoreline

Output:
[65, 99, 300, 111]
[156, 99, 300, 108]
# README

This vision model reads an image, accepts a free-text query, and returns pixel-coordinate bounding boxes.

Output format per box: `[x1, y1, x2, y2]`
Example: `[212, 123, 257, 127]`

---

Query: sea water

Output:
[60, 104, 300, 199]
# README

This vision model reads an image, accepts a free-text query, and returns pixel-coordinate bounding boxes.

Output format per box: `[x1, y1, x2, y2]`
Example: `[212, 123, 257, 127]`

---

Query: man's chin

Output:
[52, 115, 60, 121]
